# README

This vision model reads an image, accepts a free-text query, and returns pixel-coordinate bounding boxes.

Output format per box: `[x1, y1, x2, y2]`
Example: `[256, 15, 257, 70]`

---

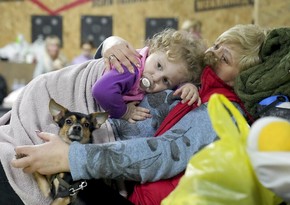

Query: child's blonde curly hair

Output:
[146, 28, 206, 83]
[215, 24, 269, 71]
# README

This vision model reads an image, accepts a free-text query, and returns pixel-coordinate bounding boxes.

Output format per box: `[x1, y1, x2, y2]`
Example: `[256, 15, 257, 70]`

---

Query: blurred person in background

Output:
[33, 35, 67, 78]
[71, 40, 95, 65]
[0, 75, 7, 106]
[181, 19, 203, 39]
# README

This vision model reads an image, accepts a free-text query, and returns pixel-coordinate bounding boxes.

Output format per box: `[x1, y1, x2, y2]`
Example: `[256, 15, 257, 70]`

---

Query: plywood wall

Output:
[255, 0, 290, 28]
[0, 0, 255, 61]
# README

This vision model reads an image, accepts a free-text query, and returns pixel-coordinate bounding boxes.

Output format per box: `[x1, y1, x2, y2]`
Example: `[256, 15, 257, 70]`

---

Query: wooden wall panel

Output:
[255, 0, 290, 28]
[0, 0, 255, 61]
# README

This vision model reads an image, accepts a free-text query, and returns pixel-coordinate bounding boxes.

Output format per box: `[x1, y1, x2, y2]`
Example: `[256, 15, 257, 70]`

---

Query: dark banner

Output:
[195, 0, 254, 12]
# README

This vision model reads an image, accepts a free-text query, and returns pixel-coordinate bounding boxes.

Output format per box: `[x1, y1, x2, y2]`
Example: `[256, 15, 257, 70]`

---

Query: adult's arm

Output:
[96, 36, 141, 73]
[69, 103, 220, 183]
[12, 103, 243, 182]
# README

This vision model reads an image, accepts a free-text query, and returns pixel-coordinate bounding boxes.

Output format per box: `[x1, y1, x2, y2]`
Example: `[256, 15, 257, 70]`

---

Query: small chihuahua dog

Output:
[33, 99, 108, 205]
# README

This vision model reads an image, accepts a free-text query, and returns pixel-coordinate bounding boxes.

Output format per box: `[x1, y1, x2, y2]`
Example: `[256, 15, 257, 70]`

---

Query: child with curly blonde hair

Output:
[93, 28, 206, 122]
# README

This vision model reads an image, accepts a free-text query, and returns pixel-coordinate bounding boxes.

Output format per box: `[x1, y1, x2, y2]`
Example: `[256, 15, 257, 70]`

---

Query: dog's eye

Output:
[65, 119, 72, 125]
[84, 123, 90, 128]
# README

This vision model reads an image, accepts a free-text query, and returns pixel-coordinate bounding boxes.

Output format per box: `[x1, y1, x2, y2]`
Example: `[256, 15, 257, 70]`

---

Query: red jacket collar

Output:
[155, 66, 252, 136]
[199, 66, 238, 103]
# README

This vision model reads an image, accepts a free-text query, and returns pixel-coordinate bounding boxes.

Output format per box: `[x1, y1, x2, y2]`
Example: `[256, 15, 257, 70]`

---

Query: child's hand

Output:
[123, 101, 152, 123]
[174, 83, 201, 106]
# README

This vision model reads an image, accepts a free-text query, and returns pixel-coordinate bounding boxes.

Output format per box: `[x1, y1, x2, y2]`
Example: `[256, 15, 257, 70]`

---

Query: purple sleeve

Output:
[92, 67, 138, 118]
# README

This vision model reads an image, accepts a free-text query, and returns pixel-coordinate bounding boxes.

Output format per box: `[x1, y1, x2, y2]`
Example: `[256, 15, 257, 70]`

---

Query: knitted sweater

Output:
[234, 27, 290, 116]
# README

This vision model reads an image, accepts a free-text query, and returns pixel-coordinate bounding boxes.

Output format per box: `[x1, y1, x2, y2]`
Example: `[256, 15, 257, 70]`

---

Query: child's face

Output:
[142, 51, 189, 93]
[204, 43, 240, 86]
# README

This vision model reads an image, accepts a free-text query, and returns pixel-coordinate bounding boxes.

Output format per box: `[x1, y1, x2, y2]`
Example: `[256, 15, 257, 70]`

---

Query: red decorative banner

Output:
[30, 0, 91, 15]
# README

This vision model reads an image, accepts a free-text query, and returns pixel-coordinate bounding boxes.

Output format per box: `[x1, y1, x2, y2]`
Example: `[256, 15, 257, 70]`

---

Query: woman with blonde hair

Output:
[33, 35, 67, 78]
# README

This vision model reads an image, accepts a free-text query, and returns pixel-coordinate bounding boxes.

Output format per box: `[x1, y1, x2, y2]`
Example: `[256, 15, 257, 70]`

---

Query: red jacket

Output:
[129, 66, 250, 205]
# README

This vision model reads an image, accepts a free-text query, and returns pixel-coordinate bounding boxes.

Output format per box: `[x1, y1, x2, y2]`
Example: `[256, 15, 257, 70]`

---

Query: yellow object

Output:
[258, 121, 290, 151]
[162, 94, 282, 205]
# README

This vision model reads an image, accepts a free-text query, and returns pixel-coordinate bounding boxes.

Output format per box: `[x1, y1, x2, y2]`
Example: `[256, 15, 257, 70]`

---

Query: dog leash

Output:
[51, 174, 87, 198]
[69, 180, 88, 196]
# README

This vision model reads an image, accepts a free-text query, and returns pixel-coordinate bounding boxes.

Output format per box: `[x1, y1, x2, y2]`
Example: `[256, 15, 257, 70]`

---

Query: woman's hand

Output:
[11, 132, 70, 175]
[102, 36, 142, 73]
[174, 83, 201, 106]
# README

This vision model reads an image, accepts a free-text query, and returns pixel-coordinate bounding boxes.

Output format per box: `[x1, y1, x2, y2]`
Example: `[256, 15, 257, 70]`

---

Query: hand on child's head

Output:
[174, 83, 201, 106]
[102, 36, 141, 74]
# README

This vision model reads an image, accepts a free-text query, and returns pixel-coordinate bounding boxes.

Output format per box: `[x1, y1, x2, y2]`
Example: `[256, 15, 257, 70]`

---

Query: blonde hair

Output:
[45, 35, 61, 47]
[181, 19, 202, 32]
[146, 28, 206, 83]
[215, 24, 269, 71]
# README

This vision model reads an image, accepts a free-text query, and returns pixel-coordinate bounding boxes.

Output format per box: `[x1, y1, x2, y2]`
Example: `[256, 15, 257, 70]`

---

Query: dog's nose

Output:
[73, 125, 82, 131]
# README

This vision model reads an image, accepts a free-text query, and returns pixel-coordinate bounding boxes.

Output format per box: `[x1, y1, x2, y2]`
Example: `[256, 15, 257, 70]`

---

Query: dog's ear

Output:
[90, 112, 109, 129]
[49, 99, 68, 122]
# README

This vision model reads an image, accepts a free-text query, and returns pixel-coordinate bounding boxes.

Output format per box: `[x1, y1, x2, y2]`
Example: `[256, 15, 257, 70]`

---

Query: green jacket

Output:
[235, 27, 290, 116]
